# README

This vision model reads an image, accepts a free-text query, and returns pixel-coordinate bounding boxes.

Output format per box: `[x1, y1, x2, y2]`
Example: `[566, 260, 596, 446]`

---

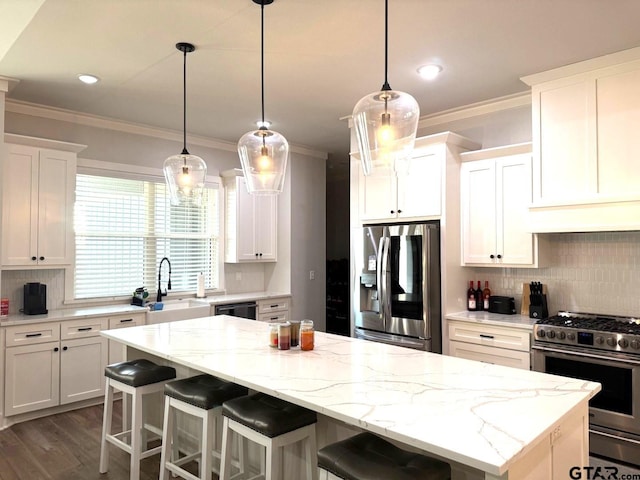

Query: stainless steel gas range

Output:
[532, 311, 640, 467]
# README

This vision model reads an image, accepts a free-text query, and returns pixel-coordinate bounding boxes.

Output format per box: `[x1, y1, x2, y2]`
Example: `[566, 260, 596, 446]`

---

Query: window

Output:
[74, 174, 219, 300]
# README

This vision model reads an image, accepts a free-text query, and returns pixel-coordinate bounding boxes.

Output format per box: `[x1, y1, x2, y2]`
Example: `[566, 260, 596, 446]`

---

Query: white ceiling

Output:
[2, 0, 640, 170]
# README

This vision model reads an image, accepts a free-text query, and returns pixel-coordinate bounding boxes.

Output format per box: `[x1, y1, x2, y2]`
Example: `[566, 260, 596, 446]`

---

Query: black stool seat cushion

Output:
[105, 359, 176, 387]
[165, 374, 248, 410]
[318, 432, 451, 480]
[222, 392, 317, 438]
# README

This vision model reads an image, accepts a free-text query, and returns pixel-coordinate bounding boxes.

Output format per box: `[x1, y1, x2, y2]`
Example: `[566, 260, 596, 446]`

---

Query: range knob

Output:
[606, 337, 616, 347]
[537, 329, 546, 338]
[567, 332, 576, 341]
[547, 330, 556, 339]
[595, 336, 605, 345]
[558, 331, 566, 340]
[630, 340, 640, 350]
[618, 338, 629, 349]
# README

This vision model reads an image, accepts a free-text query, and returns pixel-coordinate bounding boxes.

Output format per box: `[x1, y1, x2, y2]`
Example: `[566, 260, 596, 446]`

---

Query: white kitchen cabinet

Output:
[460, 144, 545, 267]
[448, 318, 531, 370]
[1, 135, 85, 267]
[107, 313, 146, 365]
[3, 317, 108, 416]
[358, 149, 441, 222]
[257, 296, 291, 323]
[521, 47, 640, 232]
[222, 169, 277, 263]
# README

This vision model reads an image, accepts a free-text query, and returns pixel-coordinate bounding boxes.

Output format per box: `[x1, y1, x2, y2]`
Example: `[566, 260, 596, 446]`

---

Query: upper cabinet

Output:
[222, 169, 277, 263]
[521, 47, 640, 232]
[460, 143, 545, 268]
[357, 133, 477, 223]
[2, 134, 85, 268]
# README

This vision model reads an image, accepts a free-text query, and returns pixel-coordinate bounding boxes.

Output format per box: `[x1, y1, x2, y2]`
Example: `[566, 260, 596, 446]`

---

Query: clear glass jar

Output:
[278, 322, 291, 350]
[268, 323, 279, 348]
[300, 320, 314, 351]
[289, 320, 300, 347]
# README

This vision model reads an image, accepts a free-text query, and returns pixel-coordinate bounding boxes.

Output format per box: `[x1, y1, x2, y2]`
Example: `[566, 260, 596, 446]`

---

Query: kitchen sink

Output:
[146, 299, 211, 324]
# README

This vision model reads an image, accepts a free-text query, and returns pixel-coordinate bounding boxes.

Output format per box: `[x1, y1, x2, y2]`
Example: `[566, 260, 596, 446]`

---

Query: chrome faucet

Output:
[156, 257, 172, 302]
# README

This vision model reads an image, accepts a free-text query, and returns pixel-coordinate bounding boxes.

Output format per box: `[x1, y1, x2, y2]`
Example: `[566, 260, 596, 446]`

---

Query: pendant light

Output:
[352, 0, 420, 176]
[164, 42, 207, 206]
[238, 0, 289, 195]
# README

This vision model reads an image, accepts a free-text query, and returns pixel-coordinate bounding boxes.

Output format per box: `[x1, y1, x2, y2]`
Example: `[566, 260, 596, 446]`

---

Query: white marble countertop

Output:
[446, 311, 538, 330]
[0, 304, 147, 327]
[201, 291, 290, 305]
[102, 316, 600, 476]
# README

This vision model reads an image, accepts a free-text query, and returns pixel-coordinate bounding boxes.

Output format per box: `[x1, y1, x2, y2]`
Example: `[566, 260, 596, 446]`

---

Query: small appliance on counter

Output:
[487, 296, 516, 315]
[23, 282, 48, 315]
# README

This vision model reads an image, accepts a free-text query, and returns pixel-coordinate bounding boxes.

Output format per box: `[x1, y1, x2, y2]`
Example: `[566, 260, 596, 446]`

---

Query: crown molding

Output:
[5, 99, 327, 160]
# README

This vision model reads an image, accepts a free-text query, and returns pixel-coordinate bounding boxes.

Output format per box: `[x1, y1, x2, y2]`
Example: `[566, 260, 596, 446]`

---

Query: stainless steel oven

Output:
[532, 312, 640, 466]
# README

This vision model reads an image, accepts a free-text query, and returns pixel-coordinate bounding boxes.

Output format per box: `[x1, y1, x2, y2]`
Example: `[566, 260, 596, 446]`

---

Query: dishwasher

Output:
[214, 302, 257, 320]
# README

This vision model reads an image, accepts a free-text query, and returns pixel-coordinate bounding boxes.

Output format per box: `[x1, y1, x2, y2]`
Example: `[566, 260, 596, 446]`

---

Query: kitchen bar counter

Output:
[102, 316, 599, 479]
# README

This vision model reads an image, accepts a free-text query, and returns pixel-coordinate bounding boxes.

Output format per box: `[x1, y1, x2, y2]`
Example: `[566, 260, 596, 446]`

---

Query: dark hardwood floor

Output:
[0, 401, 166, 480]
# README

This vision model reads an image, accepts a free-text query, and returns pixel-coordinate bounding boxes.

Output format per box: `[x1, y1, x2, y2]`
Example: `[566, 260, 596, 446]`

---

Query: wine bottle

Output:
[467, 281, 476, 311]
[482, 281, 491, 311]
[475, 281, 483, 311]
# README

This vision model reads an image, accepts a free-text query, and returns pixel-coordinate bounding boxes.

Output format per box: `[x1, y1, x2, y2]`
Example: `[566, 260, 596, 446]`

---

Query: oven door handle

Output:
[532, 345, 640, 367]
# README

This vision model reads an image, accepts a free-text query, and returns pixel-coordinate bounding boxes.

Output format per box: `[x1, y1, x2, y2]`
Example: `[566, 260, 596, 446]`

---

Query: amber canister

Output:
[300, 320, 314, 351]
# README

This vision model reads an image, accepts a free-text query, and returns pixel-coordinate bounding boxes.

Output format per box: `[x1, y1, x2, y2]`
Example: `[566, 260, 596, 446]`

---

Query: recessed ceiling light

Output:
[256, 120, 271, 129]
[78, 74, 99, 84]
[417, 64, 442, 80]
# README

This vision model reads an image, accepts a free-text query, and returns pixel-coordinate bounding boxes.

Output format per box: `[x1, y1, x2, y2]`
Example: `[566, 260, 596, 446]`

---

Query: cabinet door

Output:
[235, 177, 259, 261]
[108, 314, 145, 365]
[449, 340, 530, 370]
[254, 194, 277, 260]
[60, 336, 108, 404]
[4, 341, 60, 416]
[397, 153, 441, 219]
[460, 160, 496, 264]
[37, 149, 76, 265]
[496, 155, 534, 265]
[358, 163, 397, 221]
[2, 145, 39, 266]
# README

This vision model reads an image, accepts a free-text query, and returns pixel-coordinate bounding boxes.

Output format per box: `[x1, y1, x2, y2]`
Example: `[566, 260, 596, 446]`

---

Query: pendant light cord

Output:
[382, 0, 391, 91]
[181, 46, 189, 155]
[260, 2, 266, 127]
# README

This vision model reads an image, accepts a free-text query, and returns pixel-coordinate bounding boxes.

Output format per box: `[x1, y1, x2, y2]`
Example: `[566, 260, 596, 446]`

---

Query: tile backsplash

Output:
[1, 269, 66, 314]
[468, 232, 640, 317]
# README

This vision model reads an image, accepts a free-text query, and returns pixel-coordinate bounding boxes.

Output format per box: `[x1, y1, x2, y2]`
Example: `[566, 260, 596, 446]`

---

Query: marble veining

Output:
[102, 316, 600, 476]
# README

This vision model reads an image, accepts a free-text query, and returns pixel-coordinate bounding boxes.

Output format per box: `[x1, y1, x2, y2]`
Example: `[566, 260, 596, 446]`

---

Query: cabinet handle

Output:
[480, 334, 495, 339]
[39, 256, 45, 261]
[489, 254, 495, 259]
[77, 327, 92, 332]
[31, 256, 37, 261]
[270, 304, 279, 308]
[259, 253, 263, 257]
[496, 254, 502, 259]
[270, 316, 279, 320]
[26, 333, 42, 338]
[54, 347, 59, 352]
[397, 209, 402, 214]
[119, 318, 133, 323]
[390, 210, 395, 214]
[255, 253, 259, 257]
[63, 346, 68, 351]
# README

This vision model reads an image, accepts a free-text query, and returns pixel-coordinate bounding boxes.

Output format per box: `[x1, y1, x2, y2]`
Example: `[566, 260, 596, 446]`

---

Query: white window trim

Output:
[63, 158, 226, 306]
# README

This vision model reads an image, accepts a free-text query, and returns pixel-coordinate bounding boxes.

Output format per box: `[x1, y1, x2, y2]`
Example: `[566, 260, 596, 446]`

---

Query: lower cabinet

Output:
[4, 316, 116, 416]
[257, 296, 290, 323]
[447, 319, 531, 370]
[107, 313, 146, 365]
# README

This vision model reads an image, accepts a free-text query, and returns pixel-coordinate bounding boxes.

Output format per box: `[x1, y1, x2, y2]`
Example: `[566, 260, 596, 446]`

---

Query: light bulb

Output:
[178, 166, 192, 187]
[258, 146, 272, 171]
[377, 112, 394, 146]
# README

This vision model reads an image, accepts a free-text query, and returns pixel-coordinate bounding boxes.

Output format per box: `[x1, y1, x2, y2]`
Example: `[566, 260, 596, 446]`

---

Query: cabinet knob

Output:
[255, 253, 259, 257]
[259, 253, 263, 257]
[497, 254, 502, 259]
[54, 347, 59, 352]
[39, 256, 45, 261]
[489, 254, 495, 259]
[390, 210, 395, 214]
[397, 209, 402, 214]
[63, 346, 68, 351]
[31, 256, 37, 261]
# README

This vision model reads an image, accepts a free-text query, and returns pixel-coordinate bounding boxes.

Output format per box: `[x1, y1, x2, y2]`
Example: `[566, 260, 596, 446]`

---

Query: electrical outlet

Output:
[309, 270, 315, 280]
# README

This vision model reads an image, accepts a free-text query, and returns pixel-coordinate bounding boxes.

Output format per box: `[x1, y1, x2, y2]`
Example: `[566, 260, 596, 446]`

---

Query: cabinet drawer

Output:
[5, 322, 60, 347]
[448, 320, 530, 352]
[258, 312, 289, 323]
[61, 317, 108, 340]
[258, 298, 290, 314]
[450, 341, 530, 370]
[108, 313, 145, 329]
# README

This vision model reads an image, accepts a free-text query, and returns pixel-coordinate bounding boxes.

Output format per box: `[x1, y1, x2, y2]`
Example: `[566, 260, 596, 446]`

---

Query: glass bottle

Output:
[278, 322, 291, 350]
[268, 323, 279, 348]
[300, 320, 314, 351]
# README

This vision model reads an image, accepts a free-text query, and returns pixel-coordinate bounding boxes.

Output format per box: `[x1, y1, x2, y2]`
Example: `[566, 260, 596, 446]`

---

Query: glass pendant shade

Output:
[238, 128, 289, 195]
[163, 151, 207, 206]
[353, 88, 420, 175]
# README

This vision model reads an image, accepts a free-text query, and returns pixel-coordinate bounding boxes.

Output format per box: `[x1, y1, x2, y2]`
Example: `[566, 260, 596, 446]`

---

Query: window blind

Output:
[74, 174, 219, 299]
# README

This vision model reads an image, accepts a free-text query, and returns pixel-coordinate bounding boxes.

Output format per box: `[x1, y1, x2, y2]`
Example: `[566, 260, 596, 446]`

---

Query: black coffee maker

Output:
[23, 282, 48, 315]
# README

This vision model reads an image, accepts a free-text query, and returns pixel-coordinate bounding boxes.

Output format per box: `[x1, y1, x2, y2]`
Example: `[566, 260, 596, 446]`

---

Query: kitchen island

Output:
[101, 316, 601, 480]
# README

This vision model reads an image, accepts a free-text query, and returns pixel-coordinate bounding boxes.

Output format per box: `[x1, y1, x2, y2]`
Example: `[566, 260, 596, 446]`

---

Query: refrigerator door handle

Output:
[380, 236, 391, 324]
[376, 236, 385, 305]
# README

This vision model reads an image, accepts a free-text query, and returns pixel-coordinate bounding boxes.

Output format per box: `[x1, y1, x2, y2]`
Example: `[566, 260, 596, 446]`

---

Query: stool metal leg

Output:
[99, 380, 114, 473]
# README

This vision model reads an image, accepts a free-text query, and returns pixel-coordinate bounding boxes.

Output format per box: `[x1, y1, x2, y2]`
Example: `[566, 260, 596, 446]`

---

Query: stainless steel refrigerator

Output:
[353, 221, 441, 352]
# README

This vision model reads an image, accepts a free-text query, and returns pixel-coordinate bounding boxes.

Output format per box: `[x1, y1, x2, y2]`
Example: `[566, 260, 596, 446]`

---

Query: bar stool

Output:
[317, 432, 451, 480]
[99, 359, 177, 480]
[219, 392, 318, 480]
[159, 374, 248, 480]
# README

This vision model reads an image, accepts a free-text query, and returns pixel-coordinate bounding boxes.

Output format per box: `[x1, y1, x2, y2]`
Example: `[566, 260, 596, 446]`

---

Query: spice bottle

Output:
[278, 322, 291, 350]
[268, 323, 279, 348]
[300, 320, 314, 351]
